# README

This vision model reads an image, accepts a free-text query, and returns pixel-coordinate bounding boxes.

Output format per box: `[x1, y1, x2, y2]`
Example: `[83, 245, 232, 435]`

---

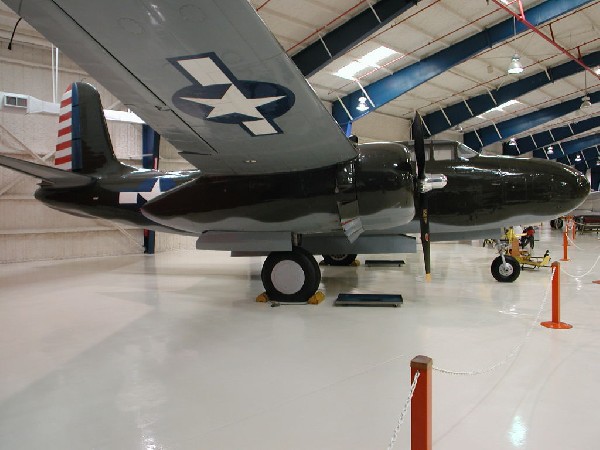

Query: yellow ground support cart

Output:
[491, 228, 551, 282]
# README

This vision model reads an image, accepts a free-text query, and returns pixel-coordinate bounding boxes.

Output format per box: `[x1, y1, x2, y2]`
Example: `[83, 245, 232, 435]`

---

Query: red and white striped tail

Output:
[55, 85, 74, 170]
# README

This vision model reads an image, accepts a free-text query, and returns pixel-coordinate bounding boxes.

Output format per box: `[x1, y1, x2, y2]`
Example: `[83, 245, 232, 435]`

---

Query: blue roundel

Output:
[170, 53, 295, 136]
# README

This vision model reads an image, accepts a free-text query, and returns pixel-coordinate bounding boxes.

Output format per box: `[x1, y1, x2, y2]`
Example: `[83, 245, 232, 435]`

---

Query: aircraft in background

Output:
[0, 0, 590, 301]
[550, 191, 600, 230]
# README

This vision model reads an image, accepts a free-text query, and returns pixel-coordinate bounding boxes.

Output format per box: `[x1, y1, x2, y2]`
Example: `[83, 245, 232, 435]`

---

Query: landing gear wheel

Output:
[550, 218, 563, 229]
[491, 256, 521, 282]
[322, 254, 357, 266]
[261, 249, 321, 302]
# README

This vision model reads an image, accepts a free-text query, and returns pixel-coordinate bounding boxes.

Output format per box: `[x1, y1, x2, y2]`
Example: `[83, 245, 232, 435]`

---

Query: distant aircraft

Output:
[0, 0, 590, 301]
[571, 191, 600, 216]
[549, 191, 600, 230]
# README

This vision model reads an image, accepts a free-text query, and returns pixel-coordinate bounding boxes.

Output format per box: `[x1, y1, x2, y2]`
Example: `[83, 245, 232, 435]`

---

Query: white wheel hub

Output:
[271, 260, 305, 295]
[499, 262, 514, 277]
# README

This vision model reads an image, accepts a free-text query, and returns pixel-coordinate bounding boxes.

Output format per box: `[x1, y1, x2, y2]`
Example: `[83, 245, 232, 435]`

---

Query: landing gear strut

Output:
[261, 248, 321, 302]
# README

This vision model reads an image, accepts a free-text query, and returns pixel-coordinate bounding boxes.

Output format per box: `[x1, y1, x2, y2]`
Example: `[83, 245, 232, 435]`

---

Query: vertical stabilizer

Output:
[55, 82, 122, 175]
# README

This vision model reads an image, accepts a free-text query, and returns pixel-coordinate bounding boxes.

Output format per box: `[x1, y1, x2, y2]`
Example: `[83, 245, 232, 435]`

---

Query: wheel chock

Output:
[256, 291, 325, 305]
[256, 292, 269, 303]
[308, 291, 326, 304]
[351, 260, 361, 267]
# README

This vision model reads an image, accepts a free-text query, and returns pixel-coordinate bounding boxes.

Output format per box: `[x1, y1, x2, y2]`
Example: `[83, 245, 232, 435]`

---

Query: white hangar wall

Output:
[0, 40, 141, 263]
[0, 32, 196, 263]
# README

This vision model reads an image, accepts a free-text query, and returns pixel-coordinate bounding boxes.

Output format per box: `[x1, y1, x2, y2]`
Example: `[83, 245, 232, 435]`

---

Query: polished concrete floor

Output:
[1, 225, 599, 449]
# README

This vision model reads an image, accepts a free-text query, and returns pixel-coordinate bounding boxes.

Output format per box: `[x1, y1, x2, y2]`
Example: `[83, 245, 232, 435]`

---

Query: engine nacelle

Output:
[354, 142, 416, 230]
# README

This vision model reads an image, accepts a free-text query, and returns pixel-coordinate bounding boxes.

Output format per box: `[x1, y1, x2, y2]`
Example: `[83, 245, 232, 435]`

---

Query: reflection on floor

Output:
[1, 225, 599, 449]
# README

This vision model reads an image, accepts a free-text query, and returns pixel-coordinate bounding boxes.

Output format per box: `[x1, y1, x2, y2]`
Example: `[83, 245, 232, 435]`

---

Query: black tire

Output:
[322, 254, 357, 266]
[491, 256, 521, 282]
[295, 247, 322, 284]
[261, 250, 320, 302]
[550, 218, 563, 229]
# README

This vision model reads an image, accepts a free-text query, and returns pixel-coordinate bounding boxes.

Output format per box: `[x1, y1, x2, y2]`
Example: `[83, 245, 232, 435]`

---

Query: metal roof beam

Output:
[464, 90, 600, 150]
[537, 134, 600, 160]
[291, 0, 419, 78]
[331, 0, 593, 126]
[503, 115, 600, 155]
[425, 51, 600, 137]
[563, 146, 600, 173]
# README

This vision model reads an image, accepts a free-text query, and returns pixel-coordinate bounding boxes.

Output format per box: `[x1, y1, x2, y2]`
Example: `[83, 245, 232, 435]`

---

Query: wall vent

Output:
[3, 95, 28, 108]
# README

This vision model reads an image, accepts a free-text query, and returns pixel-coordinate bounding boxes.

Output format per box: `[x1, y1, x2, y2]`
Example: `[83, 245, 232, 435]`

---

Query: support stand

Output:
[411, 356, 432, 450]
[560, 231, 569, 261]
[541, 262, 572, 329]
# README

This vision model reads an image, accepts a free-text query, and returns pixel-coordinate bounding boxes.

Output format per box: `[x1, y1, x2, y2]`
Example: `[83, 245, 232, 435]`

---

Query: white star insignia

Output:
[182, 85, 283, 120]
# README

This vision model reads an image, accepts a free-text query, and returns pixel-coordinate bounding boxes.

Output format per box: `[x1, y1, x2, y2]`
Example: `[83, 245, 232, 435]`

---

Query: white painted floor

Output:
[1, 225, 599, 450]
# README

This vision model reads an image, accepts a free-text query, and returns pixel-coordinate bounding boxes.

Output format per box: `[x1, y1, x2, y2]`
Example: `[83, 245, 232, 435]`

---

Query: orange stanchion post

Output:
[560, 230, 569, 261]
[572, 218, 576, 240]
[541, 262, 572, 329]
[411, 356, 432, 450]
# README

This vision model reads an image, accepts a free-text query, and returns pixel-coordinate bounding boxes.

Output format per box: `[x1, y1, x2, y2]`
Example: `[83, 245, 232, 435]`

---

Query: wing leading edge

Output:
[4, 0, 357, 175]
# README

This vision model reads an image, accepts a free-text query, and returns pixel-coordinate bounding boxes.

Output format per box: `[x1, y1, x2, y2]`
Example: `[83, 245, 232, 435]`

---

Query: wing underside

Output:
[4, 0, 357, 175]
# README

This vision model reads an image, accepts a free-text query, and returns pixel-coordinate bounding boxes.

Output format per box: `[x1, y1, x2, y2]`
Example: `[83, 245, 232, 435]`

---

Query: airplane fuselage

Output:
[33, 143, 590, 246]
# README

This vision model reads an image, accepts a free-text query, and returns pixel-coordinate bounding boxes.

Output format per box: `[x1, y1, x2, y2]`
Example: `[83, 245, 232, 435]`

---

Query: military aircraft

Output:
[0, 0, 590, 301]
[550, 191, 600, 230]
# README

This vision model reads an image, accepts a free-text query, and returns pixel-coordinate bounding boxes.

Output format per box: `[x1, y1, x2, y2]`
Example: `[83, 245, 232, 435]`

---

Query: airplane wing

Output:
[0, 155, 93, 187]
[4, 0, 357, 175]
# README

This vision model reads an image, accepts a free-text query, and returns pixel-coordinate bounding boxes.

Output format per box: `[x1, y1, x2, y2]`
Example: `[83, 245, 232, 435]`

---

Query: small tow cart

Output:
[491, 229, 551, 282]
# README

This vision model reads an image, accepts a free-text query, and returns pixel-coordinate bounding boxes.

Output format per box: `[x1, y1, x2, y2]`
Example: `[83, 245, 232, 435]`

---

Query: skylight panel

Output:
[333, 46, 398, 80]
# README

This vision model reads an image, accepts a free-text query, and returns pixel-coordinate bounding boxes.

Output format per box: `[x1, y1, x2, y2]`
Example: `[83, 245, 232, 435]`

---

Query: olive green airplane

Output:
[0, 0, 590, 302]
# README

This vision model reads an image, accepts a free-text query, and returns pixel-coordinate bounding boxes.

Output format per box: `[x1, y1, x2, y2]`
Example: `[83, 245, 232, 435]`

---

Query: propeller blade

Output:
[420, 192, 431, 281]
[413, 114, 426, 182]
[412, 113, 431, 281]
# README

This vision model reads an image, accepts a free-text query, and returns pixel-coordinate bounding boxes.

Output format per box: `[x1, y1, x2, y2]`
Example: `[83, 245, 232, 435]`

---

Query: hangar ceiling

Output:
[250, 0, 599, 171]
[0, 0, 598, 171]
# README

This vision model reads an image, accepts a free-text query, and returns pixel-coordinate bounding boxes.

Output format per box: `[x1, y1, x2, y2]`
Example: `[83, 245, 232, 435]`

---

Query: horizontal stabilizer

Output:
[0, 155, 93, 187]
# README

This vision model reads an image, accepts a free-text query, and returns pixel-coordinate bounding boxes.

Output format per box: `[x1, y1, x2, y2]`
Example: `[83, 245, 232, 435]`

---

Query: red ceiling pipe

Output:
[490, 0, 600, 79]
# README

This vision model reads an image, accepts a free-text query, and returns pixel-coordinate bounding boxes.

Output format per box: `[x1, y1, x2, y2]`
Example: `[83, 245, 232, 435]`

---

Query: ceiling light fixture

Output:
[506, 18, 523, 75]
[581, 95, 592, 109]
[507, 54, 524, 74]
[546, 146, 554, 155]
[581, 69, 592, 109]
[575, 154, 582, 162]
[356, 96, 369, 112]
[508, 137, 517, 146]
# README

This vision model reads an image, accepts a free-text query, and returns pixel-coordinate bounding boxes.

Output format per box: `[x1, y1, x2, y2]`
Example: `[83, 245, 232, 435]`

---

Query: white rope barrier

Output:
[387, 370, 420, 450]
[565, 233, 587, 251]
[566, 233, 600, 251]
[561, 254, 600, 279]
[432, 267, 555, 376]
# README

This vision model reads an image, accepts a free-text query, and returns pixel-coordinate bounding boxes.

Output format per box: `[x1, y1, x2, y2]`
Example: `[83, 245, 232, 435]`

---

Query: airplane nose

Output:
[555, 164, 590, 211]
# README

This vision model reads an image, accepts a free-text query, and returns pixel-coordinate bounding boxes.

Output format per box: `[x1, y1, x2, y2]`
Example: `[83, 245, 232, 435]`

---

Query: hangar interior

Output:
[0, 0, 599, 449]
